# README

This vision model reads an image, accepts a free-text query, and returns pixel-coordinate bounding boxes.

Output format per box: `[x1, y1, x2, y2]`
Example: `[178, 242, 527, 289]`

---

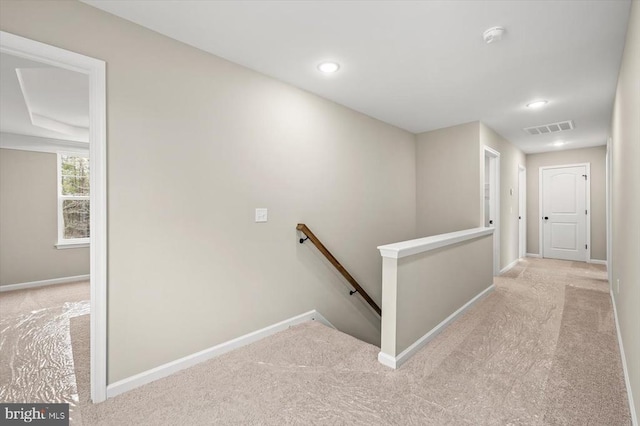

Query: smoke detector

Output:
[483, 26, 505, 44]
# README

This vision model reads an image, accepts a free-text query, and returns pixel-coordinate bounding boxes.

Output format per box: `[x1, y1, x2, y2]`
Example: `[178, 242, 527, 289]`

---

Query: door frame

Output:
[606, 138, 612, 282]
[482, 146, 501, 275]
[518, 164, 526, 259]
[0, 31, 108, 403]
[538, 163, 591, 262]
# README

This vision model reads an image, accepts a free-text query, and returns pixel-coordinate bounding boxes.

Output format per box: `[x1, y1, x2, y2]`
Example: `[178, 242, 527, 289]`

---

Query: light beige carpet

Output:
[71, 258, 630, 425]
[0, 281, 90, 425]
[0, 280, 89, 317]
[70, 314, 91, 407]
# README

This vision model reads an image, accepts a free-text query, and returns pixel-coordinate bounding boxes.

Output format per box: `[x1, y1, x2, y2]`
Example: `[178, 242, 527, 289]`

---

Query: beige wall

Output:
[480, 123, 526, 270]
[0, 1, 417, 383]
[416, 122, 480, 237]
[610, 0, 640, 420]
[0, 149, 89, 285]
[525, 146, 607, 260]
[416, 121, 524, 272]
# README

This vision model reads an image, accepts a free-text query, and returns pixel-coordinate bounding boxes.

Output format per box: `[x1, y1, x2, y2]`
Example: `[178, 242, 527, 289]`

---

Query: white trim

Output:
[377, 352, 397, 369]
[378, 227, 494, 259]
[606, 138, 613, 286]
[0, 132, 89, 155]
[539, 163, 591, 263]
[106, 310, 334, 398]
[483, 146, 501, 276]
[0, 274, 90, 292]
[518, 164, 527, 259]
[588, 259, 607, 266]
[1, 30, 109, 403]
[526, 253, 541, 258]
[538, 168, 543, 260]
[483, 145, 501, 158]
[499, 258, 520, 275]
[378, 284, 495, 370]
[55, 242, 90, 249]
[611, 292, 638, 425]
[585, 163, 591, 262]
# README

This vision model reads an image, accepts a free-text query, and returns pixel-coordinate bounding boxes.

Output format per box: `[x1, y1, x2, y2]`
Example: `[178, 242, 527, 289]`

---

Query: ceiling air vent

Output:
[524, 120, 574, 136]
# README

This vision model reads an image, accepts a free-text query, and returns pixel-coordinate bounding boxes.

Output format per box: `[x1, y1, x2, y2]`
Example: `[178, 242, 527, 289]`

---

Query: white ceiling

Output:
[84, 1, 631, 153]
[0, 53, 89, 143]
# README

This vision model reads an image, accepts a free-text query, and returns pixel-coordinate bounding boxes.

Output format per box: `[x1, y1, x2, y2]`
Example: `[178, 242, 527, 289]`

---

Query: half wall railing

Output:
[377, 227, 495, 369]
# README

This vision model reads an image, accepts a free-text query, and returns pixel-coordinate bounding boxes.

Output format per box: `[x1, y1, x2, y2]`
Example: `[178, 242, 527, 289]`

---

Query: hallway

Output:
[1, 259, 622, 425]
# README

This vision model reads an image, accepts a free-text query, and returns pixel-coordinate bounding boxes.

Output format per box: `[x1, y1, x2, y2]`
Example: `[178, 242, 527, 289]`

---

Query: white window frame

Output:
[56, 152, 90, 249]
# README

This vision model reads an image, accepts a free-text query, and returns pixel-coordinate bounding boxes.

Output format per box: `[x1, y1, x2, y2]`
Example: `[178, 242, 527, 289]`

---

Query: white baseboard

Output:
[0, 274, 90, 292]
[523, 254, 606, 267]
[106, 309, 334, 399]
[377, 352, 397, 369]
[378, 283, 495, 370]
[499, 258, 520, 275]
[610, 292, 638, 425]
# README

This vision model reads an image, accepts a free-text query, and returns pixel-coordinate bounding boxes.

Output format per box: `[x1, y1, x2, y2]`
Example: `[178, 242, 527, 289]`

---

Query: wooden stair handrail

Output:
[297, 223, 382, 316]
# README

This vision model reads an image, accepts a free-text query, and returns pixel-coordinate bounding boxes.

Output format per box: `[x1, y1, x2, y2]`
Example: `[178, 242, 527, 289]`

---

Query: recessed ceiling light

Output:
[526, 100, 548, 109]
[317, 62, 340, 73]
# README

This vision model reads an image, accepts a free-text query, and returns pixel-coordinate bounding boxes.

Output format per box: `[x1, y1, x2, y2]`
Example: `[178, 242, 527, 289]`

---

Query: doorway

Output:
[483, 146, 500, 275]
[539, 164, 590, 262]
[518, 165, 526, 258]
[1, 31, 107, 402]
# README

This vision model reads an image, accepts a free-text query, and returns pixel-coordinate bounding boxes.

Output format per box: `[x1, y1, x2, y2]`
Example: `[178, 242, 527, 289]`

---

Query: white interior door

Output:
[518, 165, 526, 258]
[483, 147, 500, 275]
[541, 165, 588, 261]
[484, 156, 493, 227]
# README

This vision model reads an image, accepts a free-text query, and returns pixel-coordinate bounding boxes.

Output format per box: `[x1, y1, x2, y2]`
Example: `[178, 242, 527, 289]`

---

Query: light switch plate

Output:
[255, 208, 268, 223]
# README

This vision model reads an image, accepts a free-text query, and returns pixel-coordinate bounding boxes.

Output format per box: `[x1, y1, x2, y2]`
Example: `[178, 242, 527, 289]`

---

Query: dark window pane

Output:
[63, 199, 90, 239]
